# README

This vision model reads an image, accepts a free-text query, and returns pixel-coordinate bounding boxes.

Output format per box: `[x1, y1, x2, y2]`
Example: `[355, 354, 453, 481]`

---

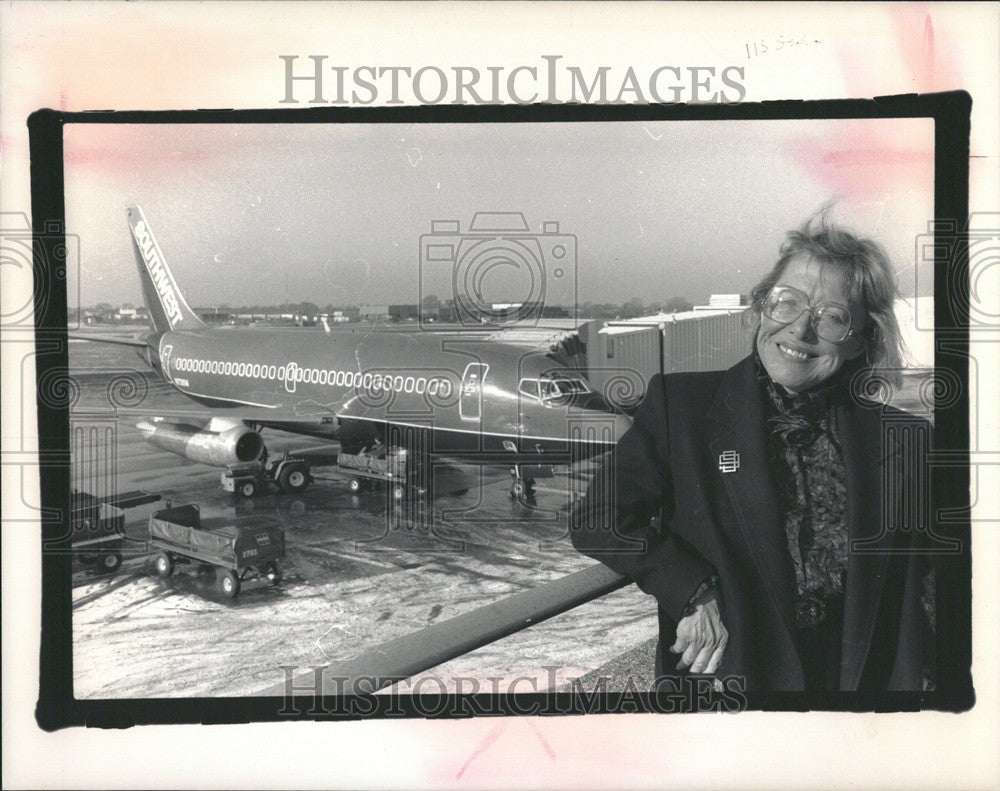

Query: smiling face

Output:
[755, 254, 868, 393]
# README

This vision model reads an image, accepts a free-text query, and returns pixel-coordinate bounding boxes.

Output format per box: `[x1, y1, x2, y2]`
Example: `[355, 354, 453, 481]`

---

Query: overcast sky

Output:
[63, 117, 934, 309]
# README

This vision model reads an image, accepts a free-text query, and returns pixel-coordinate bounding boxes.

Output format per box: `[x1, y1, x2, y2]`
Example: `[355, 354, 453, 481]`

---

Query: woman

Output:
[570, 209, 932, 692]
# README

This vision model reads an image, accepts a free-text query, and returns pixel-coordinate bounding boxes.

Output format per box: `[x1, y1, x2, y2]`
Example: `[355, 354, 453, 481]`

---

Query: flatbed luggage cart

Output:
[71, 489, 161, 574]
[148, 504, 285, 598]
[336, 449, 419, 500]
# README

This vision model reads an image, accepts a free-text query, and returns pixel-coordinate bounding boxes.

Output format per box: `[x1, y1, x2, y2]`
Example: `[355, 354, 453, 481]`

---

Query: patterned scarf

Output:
[753, 350, 851, 628]
[756, 353, 850, 447]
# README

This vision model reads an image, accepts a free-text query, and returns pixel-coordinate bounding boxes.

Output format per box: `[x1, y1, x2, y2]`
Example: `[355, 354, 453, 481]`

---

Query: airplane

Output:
[72, 206, 632, 497]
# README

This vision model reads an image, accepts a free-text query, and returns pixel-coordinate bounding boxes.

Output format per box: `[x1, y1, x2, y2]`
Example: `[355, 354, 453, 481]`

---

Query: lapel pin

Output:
[718, 450, 740, 473]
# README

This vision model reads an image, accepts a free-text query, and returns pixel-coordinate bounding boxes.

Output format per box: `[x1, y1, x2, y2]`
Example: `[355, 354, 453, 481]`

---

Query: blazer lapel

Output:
[707, 357, 799, 643]
[838, 398, 896, 691]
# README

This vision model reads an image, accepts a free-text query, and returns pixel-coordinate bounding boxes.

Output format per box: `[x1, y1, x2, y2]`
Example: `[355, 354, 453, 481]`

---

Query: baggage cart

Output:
[148, 503, 286, 598]
[336, 448, 412, 500]
[72, 488, 161, 573]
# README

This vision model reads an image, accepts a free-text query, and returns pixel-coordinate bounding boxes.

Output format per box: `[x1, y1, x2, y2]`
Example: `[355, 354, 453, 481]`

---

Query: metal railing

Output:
[257, 562, 628, 697]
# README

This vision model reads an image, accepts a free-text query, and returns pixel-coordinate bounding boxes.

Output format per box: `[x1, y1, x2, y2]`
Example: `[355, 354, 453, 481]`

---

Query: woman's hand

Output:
[671, 591, 728, 674]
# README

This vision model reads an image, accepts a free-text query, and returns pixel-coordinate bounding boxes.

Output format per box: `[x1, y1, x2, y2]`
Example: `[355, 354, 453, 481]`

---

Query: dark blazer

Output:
[570, 354, 931, 692]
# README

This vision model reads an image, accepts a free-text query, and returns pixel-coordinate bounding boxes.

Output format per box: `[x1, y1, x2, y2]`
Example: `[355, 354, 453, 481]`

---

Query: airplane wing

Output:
[69, 332, 149, 349]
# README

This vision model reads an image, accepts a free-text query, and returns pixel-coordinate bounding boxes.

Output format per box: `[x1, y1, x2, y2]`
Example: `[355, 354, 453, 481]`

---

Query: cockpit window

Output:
[519, 375, 590, 405]
[541, 376, 588, 399]
[518, 378, 541, 400]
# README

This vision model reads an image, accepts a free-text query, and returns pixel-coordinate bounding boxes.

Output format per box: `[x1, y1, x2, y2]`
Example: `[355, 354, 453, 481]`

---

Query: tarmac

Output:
[67, 338, 659, 699]
[65, 330, 934, 700]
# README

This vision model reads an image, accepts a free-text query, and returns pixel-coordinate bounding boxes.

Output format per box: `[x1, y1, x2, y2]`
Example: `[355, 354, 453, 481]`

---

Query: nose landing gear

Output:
[508, 465, 536, 500]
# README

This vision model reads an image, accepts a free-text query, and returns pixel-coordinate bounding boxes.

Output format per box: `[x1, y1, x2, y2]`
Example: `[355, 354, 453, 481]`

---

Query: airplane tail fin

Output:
[126, 205, 206, 334]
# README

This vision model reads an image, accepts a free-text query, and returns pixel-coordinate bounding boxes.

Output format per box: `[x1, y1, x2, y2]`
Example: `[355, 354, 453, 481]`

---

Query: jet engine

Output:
[136, 420, 264, 467]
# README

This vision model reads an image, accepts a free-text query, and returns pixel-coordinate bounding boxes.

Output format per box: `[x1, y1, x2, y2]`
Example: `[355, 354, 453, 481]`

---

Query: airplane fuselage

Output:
[150, 325, 627, 463]
[116, 203, 629, 468]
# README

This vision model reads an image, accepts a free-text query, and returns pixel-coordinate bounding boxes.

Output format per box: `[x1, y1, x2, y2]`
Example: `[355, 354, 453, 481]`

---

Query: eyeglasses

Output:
[762, 285, 856, 343]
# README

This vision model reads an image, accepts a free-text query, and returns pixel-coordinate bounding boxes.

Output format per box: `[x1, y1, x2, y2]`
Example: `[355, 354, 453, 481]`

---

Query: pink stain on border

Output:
[785, 6, 942, 201]
[527, 720, 557, 762]
[453, 720, 557, 780]
[455, 722, 508, 780]
[923, 13, 935, 85]
[886, 6, 946, 94]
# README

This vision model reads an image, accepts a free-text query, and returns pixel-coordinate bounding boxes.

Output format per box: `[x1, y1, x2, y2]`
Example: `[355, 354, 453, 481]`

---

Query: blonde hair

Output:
[747, 205, 905, 374]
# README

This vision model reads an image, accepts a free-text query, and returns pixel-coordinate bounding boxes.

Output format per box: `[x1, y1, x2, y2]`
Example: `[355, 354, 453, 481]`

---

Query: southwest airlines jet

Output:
[76, 206, 631, 486]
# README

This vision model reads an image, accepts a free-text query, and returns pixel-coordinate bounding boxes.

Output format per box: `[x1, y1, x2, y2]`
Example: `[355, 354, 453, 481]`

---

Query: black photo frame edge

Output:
[28, 92, 973, 730]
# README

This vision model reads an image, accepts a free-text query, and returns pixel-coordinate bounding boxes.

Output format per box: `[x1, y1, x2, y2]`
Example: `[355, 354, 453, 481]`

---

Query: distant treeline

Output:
[75, 295, 698, 323]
